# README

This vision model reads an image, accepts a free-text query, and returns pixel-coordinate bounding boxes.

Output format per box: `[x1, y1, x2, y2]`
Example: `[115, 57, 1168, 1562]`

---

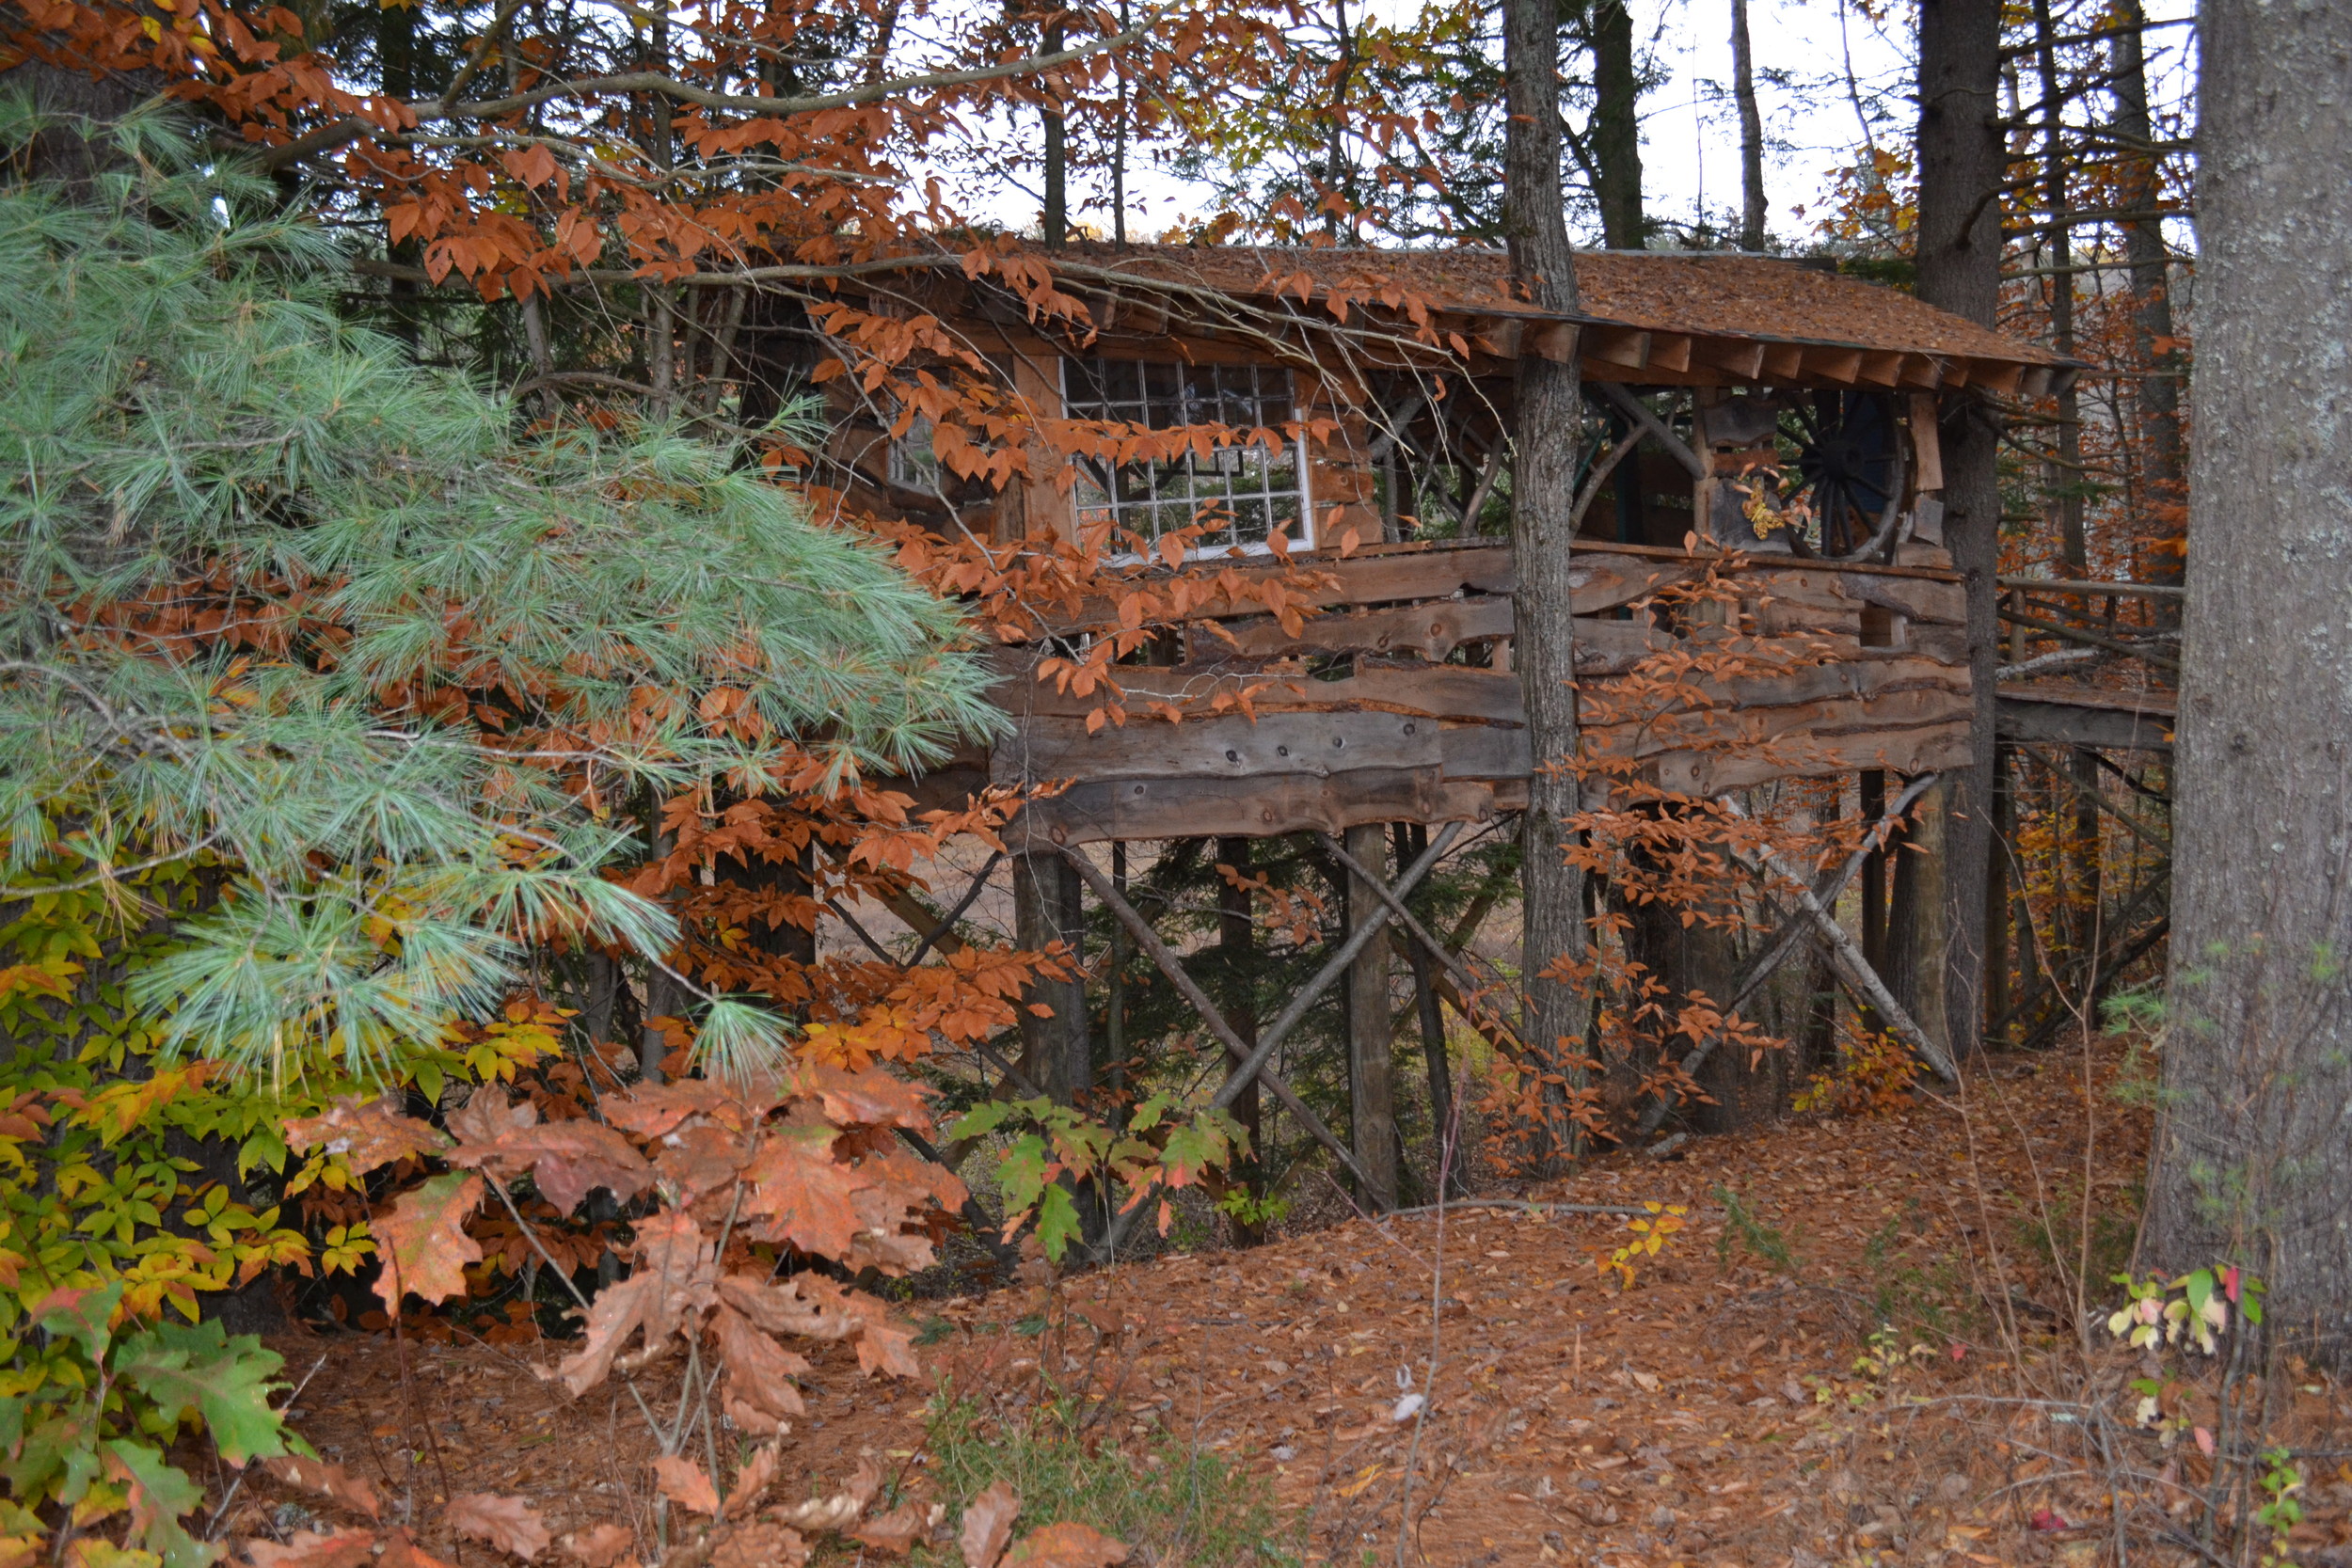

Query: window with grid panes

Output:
[1060, 358, 1311, 553]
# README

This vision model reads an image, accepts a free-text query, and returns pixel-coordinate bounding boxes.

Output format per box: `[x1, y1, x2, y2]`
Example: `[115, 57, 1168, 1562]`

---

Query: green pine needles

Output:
[0, 99, 1002, 1084]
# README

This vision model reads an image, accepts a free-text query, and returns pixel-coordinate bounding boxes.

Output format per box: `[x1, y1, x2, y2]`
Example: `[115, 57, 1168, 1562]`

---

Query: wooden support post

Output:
[1343, 823, 1399, 1212]
[1901, 776, 1953, 1054]
[1394, 825, 1458, 1179]
[1013, 851, 1090, 1105]
[1215, 836, 1265, 1243]
[1985, 744, 2015, 1048]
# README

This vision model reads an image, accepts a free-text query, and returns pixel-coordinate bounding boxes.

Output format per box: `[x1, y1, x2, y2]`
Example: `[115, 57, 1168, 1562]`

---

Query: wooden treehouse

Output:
[741, 244, 2177, 1202]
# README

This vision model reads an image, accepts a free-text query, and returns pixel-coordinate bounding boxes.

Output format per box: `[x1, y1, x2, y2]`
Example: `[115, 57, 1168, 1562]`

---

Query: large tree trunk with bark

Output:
[2145, 0, 2352, 1370]
[1913, 0, 2002, 1057]
[1587, 0, 1645, 249]
[1503, 0, 1591, 1164]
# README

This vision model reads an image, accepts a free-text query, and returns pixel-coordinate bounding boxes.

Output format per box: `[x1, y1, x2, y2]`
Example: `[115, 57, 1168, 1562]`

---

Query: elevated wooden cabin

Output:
[745, 244, 2139, 847]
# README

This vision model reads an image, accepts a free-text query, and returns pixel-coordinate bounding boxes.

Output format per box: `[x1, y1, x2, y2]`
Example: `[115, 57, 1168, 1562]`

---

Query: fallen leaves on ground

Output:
[445, 1494, 550, 1561]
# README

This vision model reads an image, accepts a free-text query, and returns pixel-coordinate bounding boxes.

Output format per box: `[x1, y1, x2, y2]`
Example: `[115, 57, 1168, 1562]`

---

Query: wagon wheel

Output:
[1785, 391, 1904, 559]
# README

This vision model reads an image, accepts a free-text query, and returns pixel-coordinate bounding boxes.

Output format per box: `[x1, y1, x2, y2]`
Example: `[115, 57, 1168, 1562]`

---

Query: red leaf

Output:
[448, 1495, 551, 1561]
[374, 1173, 484, 1311]
[2029, 1508, 2071, 1532]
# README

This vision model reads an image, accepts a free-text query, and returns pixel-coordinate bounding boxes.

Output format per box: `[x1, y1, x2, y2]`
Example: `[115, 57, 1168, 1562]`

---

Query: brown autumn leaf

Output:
[556, 1525, 633, 1568]
[772, 1457, 883, 1533]
[715, 1273, 861, 1341]
[651, 1121, 749, 1208]
[723, 1444, 780, 1518]
[377, 1528, 459, 1568]
[710, 1305, 809, 1427]
[446, 1084, 538, 1147]
[787, 1060, 935, 1130]
[449, 1117, 653, 1214]
[739, 1122, 871, 1259]
[246, 1528, 378, 1568]
[957, 1481, 1020, 1568]
[373, 1173, 484, 1311]
[856, 1319, 921, 1380]
[850, 1502, 934, 1557]
[555, 1211, 718, 1395]
[600, 1080, 751, 1141]
[707, 1521, 806, 1568]
[447, 1494, 551, 1562]
[262, 1454, 382, 1520]
[283, 1097, 448, 1176]
[653, 1455, 720, 1516]
[1001, 1523, 1129, 1568]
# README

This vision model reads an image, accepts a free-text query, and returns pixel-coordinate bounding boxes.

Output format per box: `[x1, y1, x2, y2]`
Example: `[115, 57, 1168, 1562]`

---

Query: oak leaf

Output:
[957, 1481, 1020, 1568]
[652, 1456, 719, 1517]
[261, 1455, 381, 1520]
[554, 1212, 717, 1395]
[446, 1085, 538, 1147]
[855, 1319, 921, 1380]
[773, 1458, 882, 1533]
[650, 1122, 748, 1208]
[446, 1495, 550, 1561]
[850, 1502, 932, 1557]
[600, 1081, 753, 1141]
[787, 1061, 934, 1130]
[555, 1526, 631, 1568]
[449, 1117, 652, 1214]
[709, 1307, 809, 1426]
[715, 1275, 860, 1341]
[378, 1529, 459, 1568]
[374, 1173, 484, 1311]
[1002, 1524, 1128, 1568]
[739, 1123, 870, 1259]
[246, 1529, 377, 1568]
[284, 1098, 448, 1175]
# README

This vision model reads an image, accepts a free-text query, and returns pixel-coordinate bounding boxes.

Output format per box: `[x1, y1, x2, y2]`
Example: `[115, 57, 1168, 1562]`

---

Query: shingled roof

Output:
[1037, 242, 2067, 393]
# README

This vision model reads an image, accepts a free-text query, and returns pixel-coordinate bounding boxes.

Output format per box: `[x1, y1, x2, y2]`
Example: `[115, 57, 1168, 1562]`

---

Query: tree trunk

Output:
[1504, 0, 1592, 1166]
[1588, 0, 1645, 249]
[1730, 0, 1767, 250]
[1041, 14, 1067, 245]
[1914, 0, 2002, 1056]
[2145, 0, 2352, 1370]
[2110, 0, 2187, 596]
[1013, 851, 1090, 1104]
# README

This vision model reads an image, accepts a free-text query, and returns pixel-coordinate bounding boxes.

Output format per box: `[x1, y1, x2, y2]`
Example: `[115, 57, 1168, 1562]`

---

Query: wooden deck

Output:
[926, 539, 1983, 846]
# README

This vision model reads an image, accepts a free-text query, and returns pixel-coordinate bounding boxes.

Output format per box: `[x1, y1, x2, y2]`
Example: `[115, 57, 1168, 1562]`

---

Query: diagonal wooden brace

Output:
[1315, 829, 1519, 1050]
[1719, 795, 1961, 1084]
[1634, 773, 1940, 1133]
[1056, 846, 1376, 1193]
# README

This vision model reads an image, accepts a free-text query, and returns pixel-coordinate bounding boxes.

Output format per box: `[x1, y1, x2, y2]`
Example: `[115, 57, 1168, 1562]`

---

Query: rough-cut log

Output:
[1995, 692, 2174, 751]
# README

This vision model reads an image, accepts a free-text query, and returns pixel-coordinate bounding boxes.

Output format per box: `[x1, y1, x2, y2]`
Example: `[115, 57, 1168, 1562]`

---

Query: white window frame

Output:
[1058, 356, 1315, 559]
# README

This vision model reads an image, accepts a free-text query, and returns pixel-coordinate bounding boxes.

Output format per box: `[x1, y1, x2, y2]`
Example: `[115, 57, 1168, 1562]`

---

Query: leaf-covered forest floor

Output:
[230, 1039, 2352, 1566]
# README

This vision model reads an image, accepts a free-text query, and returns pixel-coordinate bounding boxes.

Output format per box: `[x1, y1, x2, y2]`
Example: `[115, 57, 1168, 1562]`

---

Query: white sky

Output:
[956, 0, 2198, 251]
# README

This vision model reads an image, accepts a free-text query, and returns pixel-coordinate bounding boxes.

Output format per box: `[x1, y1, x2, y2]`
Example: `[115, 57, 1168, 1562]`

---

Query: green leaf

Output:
[103, 1438, 218, 1568]
[994, 1134, 1051, 1215]
[945, 1101, 1014, 1141]
[1034, 1184, 1082, 1262]
[115, 1320, 289, 1465]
